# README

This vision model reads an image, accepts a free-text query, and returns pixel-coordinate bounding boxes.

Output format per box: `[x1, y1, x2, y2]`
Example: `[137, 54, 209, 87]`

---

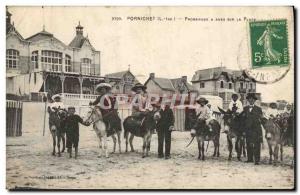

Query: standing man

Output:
[156, 102, 175, 159]
[243, 93, 263, 165]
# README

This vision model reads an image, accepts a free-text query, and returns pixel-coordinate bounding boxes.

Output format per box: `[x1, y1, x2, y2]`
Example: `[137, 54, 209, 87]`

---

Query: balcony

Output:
[41, 63, 100, 76]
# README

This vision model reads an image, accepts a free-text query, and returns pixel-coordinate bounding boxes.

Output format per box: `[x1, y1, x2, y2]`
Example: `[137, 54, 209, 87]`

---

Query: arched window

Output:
[6, 49, 19, 69]
[240, 82, 244, 89]
[220, 81, 224, 88]
[65, 54, 71, 72]
[81, 58, 91, 75]
[31, 51, 38, 69]
[41, 50, 62, 72]
[228, 82, 232, 89]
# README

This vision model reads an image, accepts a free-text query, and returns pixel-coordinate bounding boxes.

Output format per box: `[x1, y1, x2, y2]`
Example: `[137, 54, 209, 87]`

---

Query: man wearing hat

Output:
[243, 93, 263, 165]
[156, 101, 175, 159]
[89, 82, 121, 134]
[228, 93, 243, 114]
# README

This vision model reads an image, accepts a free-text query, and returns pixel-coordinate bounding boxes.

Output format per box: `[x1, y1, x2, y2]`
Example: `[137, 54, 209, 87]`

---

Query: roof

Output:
[191, 67, 226, 82]
[146, 76, 196, 92]
[170, 78, 197, 92]
[25, 30, 68, 48]
[106, 70, 140, 85]
[191, 67, 251, 82]
[151, 77, 175, 91]
[69, 34, 96, 50]
[26, 30, 54, 42]
[105, 71, 129, 78]
[6, 23, 25, 41]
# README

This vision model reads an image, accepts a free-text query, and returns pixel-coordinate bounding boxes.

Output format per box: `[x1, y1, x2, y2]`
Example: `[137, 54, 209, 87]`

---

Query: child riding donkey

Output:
[47, 94, 67, 156]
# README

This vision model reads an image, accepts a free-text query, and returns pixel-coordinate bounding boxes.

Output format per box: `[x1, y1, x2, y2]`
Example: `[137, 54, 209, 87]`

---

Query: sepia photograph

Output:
[5, 6, 295, 190]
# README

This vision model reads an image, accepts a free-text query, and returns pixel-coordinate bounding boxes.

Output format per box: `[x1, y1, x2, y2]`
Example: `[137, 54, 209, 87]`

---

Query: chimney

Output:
[181, 76, 187, 83]
[150, 73, 155, 79]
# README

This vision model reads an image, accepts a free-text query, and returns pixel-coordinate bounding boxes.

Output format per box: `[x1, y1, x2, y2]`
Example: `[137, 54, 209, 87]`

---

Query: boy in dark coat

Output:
[242, 93, 263, 165]
[156, 102, 175, 159]
[64, 106, 90, 159]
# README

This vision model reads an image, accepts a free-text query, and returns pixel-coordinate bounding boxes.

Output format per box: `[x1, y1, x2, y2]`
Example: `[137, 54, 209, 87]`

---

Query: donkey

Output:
[85, 106, 122, 158]
[218, 107, 246, 161]
[123, 108, 160, 158]
[189, 118, 221, 160]
[48, 109, 66, 157]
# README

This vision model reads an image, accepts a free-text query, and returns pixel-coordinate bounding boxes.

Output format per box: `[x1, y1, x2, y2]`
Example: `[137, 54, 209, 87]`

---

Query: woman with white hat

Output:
[89, 82, 121, 134]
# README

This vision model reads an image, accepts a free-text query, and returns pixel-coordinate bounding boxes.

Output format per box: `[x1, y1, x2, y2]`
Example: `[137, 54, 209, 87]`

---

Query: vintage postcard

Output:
[6, 6, 295, 190]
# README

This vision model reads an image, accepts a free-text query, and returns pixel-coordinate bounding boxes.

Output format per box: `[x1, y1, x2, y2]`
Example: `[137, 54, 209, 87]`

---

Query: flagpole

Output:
[43, 97, 47, 136]
[42, 72, 47, 136]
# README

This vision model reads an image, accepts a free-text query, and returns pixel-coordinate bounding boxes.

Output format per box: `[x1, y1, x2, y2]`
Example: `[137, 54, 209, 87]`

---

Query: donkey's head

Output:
[218, 107, 234, 132]
[85, 107, 103, 124]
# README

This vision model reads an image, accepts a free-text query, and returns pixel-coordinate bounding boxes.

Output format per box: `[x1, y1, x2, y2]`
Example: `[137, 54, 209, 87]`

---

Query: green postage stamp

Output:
[249, 19, 289, 68]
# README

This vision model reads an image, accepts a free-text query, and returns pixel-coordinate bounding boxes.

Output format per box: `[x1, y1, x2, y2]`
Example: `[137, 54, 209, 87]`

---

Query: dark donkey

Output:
[189, 118, 221, 160]
[123, 108, 161, 158]
[48, 109, 67, 156]
[262, 115, 292, 165]
[218, 107, 246, 161]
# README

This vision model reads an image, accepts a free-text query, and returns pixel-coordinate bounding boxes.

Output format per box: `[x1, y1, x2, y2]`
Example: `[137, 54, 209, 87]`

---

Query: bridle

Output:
[85, 106, 103, 125]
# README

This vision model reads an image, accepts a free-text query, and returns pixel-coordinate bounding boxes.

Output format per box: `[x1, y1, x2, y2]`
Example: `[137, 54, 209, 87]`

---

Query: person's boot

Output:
[75, 147, 78, 159]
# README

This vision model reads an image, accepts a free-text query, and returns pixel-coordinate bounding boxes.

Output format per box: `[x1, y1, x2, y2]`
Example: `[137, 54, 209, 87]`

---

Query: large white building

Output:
[6, 10, 120, 101]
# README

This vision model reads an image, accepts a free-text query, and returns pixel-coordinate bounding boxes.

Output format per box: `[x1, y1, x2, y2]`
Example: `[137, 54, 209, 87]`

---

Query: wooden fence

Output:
[6, 100, 23, 137]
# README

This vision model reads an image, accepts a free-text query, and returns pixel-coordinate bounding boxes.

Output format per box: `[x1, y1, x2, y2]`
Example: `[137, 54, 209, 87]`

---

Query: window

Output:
[200, 82, 205, 88]
[250, 83, 253, 90]
[65, 55, 71, 72]
[220, 81, 224, 88]
[81, 58, 91, 75]
[31, 51, 38, 69]
[34, 72, 37, 84]
[41, 50, 62, 72]
[240, 82, 244, 89]
[229, 82, 232, 89]
[6, 49, 19, 69]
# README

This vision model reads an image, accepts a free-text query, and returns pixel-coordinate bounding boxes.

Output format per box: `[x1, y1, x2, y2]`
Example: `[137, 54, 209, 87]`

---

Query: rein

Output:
[85, 107, 103, 125]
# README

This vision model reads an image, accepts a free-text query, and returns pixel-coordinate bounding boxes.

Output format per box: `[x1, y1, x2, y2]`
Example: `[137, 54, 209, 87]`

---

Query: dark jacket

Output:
[90, 94, 117, 116]
[157, 107, 175, 130]
[64, 114, 87, 136]
[242, 105, 263, 142]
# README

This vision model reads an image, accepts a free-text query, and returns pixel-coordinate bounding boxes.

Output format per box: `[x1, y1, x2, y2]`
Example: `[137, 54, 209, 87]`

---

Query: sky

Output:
[7, 6, 294, 103]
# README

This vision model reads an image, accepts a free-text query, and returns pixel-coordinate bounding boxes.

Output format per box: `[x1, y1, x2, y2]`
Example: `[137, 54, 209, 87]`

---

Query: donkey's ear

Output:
[218, 107, 226, 114]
